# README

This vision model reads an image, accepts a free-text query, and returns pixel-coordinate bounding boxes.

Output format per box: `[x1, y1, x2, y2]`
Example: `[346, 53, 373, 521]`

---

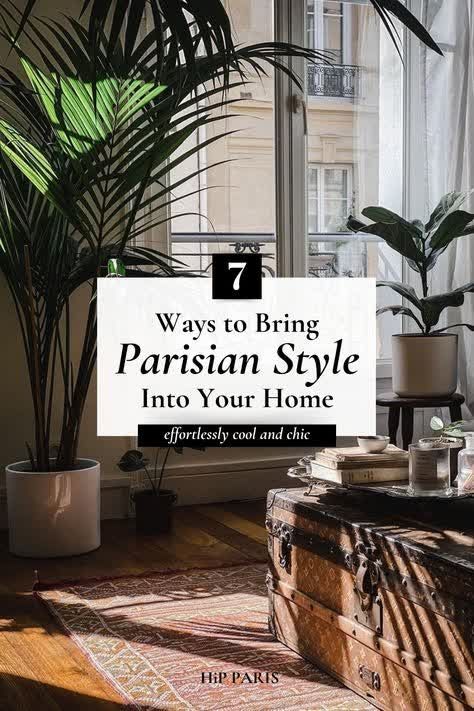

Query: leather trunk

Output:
[266, 486, 474, 710]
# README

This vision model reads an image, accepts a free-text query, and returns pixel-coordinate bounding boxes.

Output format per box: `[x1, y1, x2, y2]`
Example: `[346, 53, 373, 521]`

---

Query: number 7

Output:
[228, 262, 247, 291]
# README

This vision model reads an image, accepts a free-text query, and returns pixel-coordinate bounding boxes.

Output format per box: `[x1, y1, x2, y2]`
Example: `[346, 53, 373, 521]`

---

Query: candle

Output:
[408, 442, 450, 496]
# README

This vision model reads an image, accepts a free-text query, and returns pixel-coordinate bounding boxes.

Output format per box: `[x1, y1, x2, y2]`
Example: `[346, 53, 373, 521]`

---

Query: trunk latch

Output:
[277, 523, 293, 573]
[353, 542, 383, 635]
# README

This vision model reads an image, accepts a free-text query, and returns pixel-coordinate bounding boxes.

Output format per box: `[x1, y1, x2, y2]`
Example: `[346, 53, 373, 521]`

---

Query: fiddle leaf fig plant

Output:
[347, 192, 474, 334]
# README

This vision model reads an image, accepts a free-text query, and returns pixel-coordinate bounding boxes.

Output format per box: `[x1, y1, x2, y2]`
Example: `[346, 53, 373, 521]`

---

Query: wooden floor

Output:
[0, 500, 267, 710]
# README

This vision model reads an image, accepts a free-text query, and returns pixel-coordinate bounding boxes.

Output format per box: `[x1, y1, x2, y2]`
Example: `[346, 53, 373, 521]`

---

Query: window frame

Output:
[308, 162, 354, 234]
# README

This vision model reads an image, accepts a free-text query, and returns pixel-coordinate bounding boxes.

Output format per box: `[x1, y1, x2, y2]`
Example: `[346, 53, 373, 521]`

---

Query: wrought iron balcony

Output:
[307, 63, 359, 99]
[171, 231, 393, 279]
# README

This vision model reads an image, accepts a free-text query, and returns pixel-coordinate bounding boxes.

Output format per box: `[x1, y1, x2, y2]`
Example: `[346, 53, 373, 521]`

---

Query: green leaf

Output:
[421, 283, 474, 328]
[432, 323, 474, 334]
[117, 449, 149, 472]
[0, 119, 63, 204]
[363, 205, 424, 240]
[425, 191, 467, 233]
[21, 57, 167, 159]
[372, 0, 443, 57]
[363, 206, 419, 231]
[428, 210, 474, 251]
[346, 215, 367, 232]
[430, 416, 444, 432]
[376, 281, 422, 311]
[376, 305, 425, 332]
[359, 221, 423, 264]
[447, 429, 465, 438]
[420, 294, 464, 328]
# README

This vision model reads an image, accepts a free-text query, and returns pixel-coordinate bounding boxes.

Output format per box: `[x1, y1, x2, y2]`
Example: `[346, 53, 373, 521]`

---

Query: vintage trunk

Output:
[266, 486, 474, 710]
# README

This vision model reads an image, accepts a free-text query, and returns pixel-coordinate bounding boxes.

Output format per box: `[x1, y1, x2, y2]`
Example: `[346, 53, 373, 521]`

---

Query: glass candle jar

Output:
[418, 437, 463, 484]
[408, 442, 451, 496]
[456, 436, 474, 493]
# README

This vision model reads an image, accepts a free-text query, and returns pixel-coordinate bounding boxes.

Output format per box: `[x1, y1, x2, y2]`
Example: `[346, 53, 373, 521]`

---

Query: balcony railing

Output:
[307, 63, 359, 99]
[171, 231, 393, 279]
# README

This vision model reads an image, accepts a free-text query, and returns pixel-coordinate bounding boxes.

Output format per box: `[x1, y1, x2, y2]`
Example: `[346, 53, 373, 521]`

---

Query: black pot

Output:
[131, 488, 177, 535]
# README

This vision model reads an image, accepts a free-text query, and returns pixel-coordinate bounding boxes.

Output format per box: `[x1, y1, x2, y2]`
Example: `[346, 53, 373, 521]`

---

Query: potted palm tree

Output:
[0, 0, 441, 556]
[348, 192, 474, 397]
[0, 0, 336, 557]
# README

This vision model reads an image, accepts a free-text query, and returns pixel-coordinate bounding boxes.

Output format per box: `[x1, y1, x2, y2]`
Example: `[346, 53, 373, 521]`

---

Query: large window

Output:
[165, 0, 403, 360]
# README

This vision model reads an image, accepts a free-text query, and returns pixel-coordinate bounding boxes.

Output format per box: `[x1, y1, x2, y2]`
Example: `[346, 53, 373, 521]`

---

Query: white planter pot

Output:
[392, 333, 458, 398]
[6, 459, 100, 558]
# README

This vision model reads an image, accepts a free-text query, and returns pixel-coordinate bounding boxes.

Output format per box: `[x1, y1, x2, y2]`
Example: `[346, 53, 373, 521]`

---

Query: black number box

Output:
[212, 254, 262, 299]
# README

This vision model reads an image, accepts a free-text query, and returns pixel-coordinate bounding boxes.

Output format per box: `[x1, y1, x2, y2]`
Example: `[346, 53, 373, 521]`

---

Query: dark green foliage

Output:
[118, 446, 204, 496]
[348, 192, 474, 334]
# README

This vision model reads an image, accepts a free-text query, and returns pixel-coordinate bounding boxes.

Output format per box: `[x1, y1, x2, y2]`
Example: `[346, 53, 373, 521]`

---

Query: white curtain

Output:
[419, 0, 474, 415]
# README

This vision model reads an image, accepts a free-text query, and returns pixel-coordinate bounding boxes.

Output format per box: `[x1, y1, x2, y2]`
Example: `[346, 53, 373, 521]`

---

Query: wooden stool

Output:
[376, 392, 465, 450]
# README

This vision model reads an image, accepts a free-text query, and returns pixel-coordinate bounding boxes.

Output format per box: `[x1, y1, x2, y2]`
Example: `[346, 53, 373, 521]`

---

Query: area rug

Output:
[36, 563, 372, 710]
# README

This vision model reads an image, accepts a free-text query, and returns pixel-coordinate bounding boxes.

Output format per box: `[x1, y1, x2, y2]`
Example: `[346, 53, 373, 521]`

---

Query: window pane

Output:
[305, 0, 404, 359]
[324, 11, 342, 62]
[307, 0, 316, 49]
[323, 1, 343, 14]
[169, 0, 275, 278]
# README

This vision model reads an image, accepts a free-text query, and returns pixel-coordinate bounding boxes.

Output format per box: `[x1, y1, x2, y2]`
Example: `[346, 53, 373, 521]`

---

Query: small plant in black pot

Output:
[118, 447, 203, 535]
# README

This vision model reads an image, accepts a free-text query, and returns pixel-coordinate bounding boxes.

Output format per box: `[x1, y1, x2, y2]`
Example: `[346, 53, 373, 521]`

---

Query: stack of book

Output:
[311, 444, 408, 484]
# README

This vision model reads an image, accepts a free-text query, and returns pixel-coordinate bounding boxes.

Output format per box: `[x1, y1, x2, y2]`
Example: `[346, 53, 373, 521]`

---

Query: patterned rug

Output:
[36, 563, 372, 710]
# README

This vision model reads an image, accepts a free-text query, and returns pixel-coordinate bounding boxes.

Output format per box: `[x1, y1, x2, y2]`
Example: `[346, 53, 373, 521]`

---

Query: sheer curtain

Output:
[351, 3, 404, 358]
[419, 0, 474, 415]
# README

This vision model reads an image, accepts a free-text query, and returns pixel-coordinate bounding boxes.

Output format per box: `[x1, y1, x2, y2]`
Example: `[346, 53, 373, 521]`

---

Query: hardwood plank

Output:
[177, 508, 266, 561]
[1, 628, 122, 711]
[222, 499, 267, 526]
[195, 504, 268, 545]
[161, 509, 250, 566]
[0, 635, 61, 711]
[1, 585, 124, 709]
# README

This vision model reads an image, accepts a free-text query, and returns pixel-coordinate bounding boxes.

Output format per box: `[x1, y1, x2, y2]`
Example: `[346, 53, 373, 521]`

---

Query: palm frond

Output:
[14, 0, 442, 69]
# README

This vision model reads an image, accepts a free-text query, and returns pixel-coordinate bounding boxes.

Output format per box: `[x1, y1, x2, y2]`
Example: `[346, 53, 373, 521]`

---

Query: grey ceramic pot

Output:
[392, 333, 458, 398]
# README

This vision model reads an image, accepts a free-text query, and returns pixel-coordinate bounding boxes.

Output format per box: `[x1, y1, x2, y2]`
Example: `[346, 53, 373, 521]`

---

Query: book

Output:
[314, 444, 408, 470]
[310, 460, 408, 484]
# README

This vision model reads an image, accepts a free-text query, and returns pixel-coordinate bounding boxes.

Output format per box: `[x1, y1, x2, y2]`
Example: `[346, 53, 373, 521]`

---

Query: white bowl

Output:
[357, 436, 390, 453]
